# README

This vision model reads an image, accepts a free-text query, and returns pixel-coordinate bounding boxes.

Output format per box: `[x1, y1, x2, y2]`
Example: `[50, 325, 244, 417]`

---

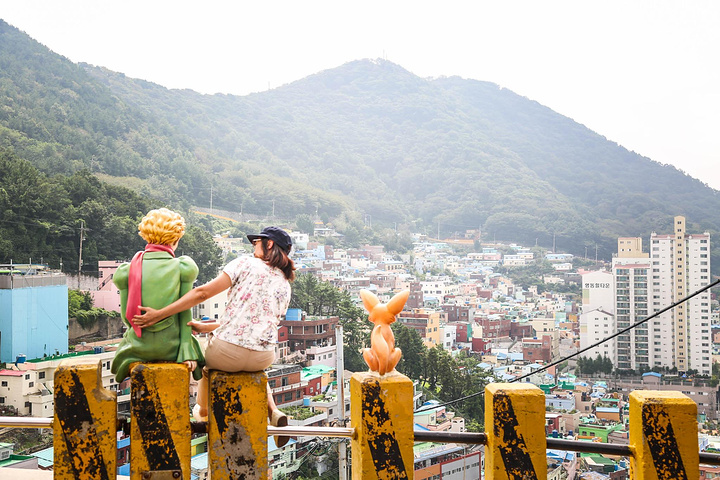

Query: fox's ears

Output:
[360, 289, 409, 316]
[360, 289, 380, 312]
[386, 290, 410, 316]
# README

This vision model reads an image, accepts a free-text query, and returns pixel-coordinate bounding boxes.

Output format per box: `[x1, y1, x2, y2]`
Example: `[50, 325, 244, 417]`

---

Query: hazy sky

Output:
[2, 1, 719, 190]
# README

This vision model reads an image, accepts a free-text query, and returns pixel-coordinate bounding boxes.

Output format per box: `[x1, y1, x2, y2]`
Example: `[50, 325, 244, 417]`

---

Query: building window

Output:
[28, 382, 34, 388]
[1, 381, 6, 387]
[24, 374, 30, 380]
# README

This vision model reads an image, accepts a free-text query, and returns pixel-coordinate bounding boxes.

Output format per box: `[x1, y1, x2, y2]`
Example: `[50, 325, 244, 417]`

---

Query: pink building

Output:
[90, 260, 124, 313]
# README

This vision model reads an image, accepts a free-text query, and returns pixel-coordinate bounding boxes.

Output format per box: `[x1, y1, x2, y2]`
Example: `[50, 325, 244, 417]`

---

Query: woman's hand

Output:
[188, 320, 220, 334]
[133, 306, 164, 329]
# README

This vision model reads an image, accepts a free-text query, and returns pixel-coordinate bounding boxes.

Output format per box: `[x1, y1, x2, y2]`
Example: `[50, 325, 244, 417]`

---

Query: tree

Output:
[424, 346, 440, 391]
[68, 290, 90, 317]
[295, 214, 314, 234]
[176, 225, 223, 284]
[290, 273, 371, 371]
[392, 322, 426, 380]
[601, 355, 613, 374]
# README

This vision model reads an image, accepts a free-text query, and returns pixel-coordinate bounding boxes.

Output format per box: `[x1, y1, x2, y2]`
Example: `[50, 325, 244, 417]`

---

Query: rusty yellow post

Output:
[629, 391, 699, 480]
[485, 383, 547, 480]
[208, 370, 268, 480]
[130, 363, 191, 480]
[350, 371, 414, 479]
[53, 360, 117, 479]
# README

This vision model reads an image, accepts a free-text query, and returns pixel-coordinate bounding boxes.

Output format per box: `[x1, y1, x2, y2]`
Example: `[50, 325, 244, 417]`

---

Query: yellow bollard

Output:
[485, 383, 547, 480]
[130, 363, 191, 480]
[629, 391, 698, 480]
[208, 370, 268, 480]
[350, 371, 414, 479]
[54, 360, 117, 479]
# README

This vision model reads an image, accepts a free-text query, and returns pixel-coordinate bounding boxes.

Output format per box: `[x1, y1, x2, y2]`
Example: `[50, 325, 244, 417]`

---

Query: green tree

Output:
[290, 273, 372, 371]
[295, 214, 315, 234]
[176, 225, 223, 284]
[424, 346, 440, 391]
[392, 322, 426, 380]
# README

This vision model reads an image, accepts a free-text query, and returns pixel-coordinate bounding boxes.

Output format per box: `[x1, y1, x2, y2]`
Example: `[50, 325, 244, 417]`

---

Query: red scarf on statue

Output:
[126, 244, 175, 337]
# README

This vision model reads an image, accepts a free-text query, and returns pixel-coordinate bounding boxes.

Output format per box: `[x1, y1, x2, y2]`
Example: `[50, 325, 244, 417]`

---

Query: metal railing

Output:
[3, 416, 720, 466]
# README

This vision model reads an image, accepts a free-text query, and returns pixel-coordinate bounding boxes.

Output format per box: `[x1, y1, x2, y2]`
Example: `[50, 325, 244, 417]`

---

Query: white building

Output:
[289, 232, 309, 251]
[0, 349, 128, 417]
[612, 262, 651, 371]
[582, 219, 713, 375]
[194, 288, 228, 321]
[502, 255, 527, 267]
[649, 216, 712, 374]
[441, 324, 457, 351]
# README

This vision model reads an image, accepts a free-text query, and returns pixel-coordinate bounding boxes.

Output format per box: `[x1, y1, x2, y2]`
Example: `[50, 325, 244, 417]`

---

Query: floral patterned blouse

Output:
[212, 255, 292, 351]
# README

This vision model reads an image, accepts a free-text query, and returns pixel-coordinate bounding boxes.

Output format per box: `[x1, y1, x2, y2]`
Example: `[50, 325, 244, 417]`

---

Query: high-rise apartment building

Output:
[580, 217, 711, 375]
[612, 262, 650, 371]
[611, 237, 651, 371]
[649, 216, 711, 374]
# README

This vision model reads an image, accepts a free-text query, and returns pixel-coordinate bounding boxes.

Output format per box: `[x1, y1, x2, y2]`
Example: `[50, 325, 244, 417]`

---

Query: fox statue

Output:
[359, 289, 410, 375]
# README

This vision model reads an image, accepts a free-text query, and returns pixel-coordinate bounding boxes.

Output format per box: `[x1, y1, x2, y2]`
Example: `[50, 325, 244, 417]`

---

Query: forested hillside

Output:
[0, 150, 222, 281]
[2, 19, 719, 270]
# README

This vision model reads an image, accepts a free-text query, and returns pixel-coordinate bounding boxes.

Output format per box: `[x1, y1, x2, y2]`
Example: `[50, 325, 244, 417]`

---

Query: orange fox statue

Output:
[360, 289, 410, 375]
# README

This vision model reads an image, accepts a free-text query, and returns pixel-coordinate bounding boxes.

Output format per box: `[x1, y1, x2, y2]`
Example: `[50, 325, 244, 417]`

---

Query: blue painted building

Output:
[0, 274, 68, 363]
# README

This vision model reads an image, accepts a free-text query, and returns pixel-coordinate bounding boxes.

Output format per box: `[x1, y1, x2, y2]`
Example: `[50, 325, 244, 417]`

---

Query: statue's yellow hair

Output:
[138, 208, 186, 246]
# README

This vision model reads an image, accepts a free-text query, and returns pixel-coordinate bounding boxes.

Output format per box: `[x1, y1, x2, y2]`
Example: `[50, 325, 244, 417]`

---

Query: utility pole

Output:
[210, 185, 213, 215]
[78, 220, 85, 289]
[336, 325, 347, 480]
[595, 244, 599, 264]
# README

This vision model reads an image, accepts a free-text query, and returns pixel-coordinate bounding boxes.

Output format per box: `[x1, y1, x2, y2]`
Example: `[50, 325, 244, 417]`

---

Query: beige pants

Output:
[204, 334, 276, 373]
[196, 335, 278, 419]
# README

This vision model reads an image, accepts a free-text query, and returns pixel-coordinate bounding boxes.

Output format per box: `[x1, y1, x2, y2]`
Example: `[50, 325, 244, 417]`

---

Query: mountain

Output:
[1, 19, 719, 266]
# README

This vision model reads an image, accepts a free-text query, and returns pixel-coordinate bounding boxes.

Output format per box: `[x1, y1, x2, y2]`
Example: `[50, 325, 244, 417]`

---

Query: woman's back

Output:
[213, 255, 291, 351]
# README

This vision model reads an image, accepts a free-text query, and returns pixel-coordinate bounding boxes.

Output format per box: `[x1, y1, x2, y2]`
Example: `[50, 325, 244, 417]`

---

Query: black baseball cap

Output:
[247, 226, 292, 253]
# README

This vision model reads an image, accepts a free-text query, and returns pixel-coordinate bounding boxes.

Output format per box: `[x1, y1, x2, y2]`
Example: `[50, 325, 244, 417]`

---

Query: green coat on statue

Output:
[111, 251, 205, 382]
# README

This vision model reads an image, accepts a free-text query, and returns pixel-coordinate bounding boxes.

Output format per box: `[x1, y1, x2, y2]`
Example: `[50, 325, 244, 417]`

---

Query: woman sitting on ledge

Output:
[133, 226, 295, 447]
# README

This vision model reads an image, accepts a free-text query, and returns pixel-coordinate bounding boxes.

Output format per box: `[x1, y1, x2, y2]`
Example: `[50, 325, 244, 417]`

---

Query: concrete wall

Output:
[68, 314, 124, 342]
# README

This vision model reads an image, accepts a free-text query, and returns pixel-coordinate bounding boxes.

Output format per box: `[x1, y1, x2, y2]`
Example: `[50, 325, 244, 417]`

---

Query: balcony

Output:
[271, 382, 302, 394]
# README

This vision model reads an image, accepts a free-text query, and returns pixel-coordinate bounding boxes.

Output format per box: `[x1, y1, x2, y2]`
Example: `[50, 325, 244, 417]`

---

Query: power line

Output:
[414, 278, 720, 413]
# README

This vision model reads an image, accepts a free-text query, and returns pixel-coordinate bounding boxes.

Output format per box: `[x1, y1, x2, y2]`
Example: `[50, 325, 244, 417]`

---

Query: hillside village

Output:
[1, 216, 720, 479]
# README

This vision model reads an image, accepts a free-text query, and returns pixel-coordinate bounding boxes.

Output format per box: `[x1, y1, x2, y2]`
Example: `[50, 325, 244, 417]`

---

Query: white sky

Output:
[2, 1, 719, 190]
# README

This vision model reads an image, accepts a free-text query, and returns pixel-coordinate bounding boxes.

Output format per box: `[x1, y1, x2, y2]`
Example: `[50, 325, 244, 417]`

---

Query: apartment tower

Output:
[650, 216, 711, 375]
[612, 237, 651, 371]
[581, 218, 711, 375]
